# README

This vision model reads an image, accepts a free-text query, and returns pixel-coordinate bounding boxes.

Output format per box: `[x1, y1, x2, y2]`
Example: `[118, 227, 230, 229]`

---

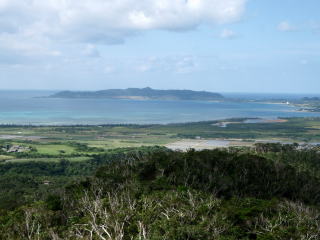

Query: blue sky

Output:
[0, 0, 319, 93]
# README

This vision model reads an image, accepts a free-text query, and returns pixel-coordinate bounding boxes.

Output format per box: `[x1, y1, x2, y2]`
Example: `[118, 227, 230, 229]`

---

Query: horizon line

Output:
[0, 88, 319, 95]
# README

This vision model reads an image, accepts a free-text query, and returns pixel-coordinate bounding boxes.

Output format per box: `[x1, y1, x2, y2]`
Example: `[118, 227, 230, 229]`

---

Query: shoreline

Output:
[0, 116, 307, 127]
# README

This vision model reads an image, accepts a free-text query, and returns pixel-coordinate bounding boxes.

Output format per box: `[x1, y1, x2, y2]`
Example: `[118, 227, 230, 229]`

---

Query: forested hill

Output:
[50, 87, 224, 101]
[2, 145, 320, 239]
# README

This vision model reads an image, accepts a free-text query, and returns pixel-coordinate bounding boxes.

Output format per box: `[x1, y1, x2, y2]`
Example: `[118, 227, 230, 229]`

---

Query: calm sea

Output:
[0, 90, 319, 125]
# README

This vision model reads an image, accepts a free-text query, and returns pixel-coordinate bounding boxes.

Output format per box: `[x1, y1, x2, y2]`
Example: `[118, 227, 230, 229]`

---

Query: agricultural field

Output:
[0, 117, 319, 163]
[31, 144, 76, 155]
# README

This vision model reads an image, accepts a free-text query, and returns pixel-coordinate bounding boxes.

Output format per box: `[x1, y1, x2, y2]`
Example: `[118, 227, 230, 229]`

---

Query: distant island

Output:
[50, 87, 224, 101]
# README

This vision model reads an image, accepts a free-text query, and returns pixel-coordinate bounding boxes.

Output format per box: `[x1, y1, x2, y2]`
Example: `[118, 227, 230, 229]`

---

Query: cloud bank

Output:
[0, 0, 247, 51]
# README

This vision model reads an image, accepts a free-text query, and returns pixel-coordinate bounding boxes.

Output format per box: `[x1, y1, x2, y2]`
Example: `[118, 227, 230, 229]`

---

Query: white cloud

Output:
[219, 29, 237, 39]
[0, 0, 247, 47]
[135, 55, 197, 74]
[136, 64, 152, 73]
[0, 0, 248, 69]
[175, 57, 196, 73]
[277, 21, 297, 32]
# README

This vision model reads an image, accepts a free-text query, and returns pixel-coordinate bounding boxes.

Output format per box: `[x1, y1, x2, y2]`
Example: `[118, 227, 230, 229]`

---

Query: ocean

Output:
[0, 90, 319, 125]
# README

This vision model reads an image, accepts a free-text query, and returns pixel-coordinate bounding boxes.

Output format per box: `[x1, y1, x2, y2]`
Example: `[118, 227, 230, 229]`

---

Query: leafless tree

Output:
[23, 208, 41, 240]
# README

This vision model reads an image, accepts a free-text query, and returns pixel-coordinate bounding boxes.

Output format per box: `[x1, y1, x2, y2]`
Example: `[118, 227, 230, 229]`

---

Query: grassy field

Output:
[0, 117, 319, 163]
[2, 117, 320, 142]
[1, 117, 320, 145]
[5, 156, 91, 163]
[0, 155, 14, 161]
[33, 144, 76, 155]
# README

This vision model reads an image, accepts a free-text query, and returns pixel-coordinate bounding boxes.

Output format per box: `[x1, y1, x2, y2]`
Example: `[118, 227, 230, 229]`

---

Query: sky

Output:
[0, 0, 319, 93]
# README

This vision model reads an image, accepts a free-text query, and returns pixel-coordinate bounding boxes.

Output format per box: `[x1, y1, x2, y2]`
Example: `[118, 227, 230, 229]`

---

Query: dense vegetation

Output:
[50, 87, 224, 101]
[0, 146, 163, 211]
[1, 144, 320, 239]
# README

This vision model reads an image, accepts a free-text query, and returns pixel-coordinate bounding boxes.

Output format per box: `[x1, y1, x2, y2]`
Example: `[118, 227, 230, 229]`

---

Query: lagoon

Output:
[0, 90, 319, 125]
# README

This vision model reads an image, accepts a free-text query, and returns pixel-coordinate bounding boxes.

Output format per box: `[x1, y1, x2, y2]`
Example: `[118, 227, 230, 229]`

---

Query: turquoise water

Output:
[0, 90, 319, 125]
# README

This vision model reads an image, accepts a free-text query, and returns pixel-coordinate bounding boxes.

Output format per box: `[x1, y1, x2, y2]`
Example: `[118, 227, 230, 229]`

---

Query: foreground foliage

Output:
[1, 145, 320, 239]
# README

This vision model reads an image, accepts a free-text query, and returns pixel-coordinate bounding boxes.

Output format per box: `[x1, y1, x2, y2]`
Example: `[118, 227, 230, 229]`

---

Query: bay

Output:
[0, 90, 319, 125]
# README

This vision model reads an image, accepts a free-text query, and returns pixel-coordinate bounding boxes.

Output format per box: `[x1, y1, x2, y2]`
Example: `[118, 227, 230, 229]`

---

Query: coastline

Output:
[0, 117, 305, 127]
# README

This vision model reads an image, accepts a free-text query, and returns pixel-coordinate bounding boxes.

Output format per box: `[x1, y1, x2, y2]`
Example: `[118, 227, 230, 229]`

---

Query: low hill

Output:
[50, 87, 224, 101]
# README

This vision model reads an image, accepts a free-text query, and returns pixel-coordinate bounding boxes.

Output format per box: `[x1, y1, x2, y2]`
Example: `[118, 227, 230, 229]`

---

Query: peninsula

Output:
[50, 87, 224, 101]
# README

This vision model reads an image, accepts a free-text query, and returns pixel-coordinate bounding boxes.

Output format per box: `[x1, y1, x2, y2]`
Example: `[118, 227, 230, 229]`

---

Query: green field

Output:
[0, 117, 319, 163]
[0, 155, 14, 160]
[4, 156, 91, 163]
[1, 117, 320, 142]
[33, 144, 76, 155]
